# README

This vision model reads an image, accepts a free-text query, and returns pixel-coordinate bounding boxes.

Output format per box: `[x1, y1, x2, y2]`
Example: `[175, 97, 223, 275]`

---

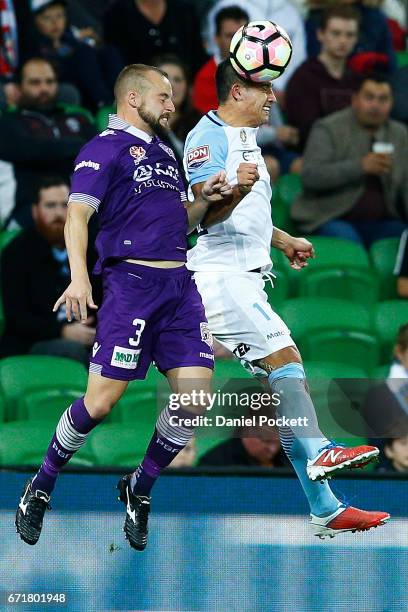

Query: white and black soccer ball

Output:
[229, 20, 293, 83]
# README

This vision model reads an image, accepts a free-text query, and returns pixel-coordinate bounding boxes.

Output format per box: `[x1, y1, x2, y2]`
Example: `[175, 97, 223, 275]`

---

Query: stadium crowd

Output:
[0, 0, 407, 472]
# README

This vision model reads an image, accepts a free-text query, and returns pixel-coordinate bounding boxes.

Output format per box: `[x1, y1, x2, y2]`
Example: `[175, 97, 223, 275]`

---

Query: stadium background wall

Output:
[1, 471, 408, 612]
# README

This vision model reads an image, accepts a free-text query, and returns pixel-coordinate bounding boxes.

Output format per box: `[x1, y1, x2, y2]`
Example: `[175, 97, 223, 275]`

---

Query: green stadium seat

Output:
[112, 367, 165, 423]
[271, 197, 296, 234]
[374, 301, 408, 363]
[263, 269, 288, 310]
[369, 237, 400, 300]
[304, 361, 368, 379]
[0, 356, 87, 421]
[281, 298, 378, 370]
[372, 365, 389, 379]
[298, 268, 379, 304]
[0, 393, 5, 423]
[20, 389, 81, 422]
[274, 173, 302, 207]
[0, 228, 21, 250]
[0, 421, 96, 466]
[95, 104, 115, 131]
[272, 236, 370, 299]
[396, 50, 408, 68]
[214, 358, 252, 380]
[90, 424, 151, 466]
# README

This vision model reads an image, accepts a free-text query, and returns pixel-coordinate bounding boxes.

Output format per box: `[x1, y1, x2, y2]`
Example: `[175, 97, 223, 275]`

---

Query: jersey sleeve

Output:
[69, 137, 115, 212]
[184, 126, 228, 186]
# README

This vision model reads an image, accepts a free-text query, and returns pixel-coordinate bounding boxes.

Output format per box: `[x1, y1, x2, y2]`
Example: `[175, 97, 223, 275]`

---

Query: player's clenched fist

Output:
[237, 162, 259, 194]
[53, 277, 98, 322]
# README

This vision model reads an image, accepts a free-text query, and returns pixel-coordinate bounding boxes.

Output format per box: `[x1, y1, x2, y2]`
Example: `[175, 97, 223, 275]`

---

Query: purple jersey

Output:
[69, 114, 188, 273]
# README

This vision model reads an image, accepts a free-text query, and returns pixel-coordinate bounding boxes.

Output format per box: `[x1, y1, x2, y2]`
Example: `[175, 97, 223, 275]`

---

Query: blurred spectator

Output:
[306, 0, 396, 73]
[0, 0, 30, 108]
[395, 229, 408, 298]
[389, 323, 408, 378]
[382, 436, 408, 471]
[199, 422, 288, 467]
[169, 438, 197, 467]
[0, 57, 96, 229]
[205, 0, 307, 99]
[103, 0, 208, 76]
[24, 0, 122, 111]
[0, 176, 97, 365]
[152, 53, 201, 157]
[292, 74, 408, 247]
[390, 65, 408, 126]
[192, 5, 248, 115]
[382, 0, 407, 50]
[286, 5, 361, 151]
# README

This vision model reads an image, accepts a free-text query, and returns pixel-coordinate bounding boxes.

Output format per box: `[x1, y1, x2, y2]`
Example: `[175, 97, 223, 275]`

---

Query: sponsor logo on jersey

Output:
[110, 346, 141, 369]
[240, 129, 247, 143]
[92, 342, 101, 357]
[200, 322, 213, 348]
[200, 351, 215, 361]
[266, 331, 285, 340]
[74, 160, 100, 172]
[159, 142, 176, 159]
[99, 129, 116, 137]
[129, 145, 147, 163]
[233, 343, 251, 358]
[187, 145, 210, 169]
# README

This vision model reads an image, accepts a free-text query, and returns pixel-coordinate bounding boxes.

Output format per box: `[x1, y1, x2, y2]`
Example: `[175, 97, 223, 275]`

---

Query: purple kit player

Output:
[15, 64, 235, 550]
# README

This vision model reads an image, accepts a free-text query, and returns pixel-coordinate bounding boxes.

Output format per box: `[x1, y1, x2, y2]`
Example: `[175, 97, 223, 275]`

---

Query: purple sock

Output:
[32, 397, 101, 495]
[131, 406, 195, 496]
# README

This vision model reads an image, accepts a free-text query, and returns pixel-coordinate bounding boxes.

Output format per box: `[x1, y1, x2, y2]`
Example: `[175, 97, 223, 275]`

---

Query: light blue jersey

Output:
[183, 111, 273, 272]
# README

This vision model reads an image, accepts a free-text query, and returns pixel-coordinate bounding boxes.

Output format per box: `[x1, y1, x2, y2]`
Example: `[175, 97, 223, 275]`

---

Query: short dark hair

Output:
[320, 5, 361, 31]
[356, 72, 391, 91]
[216, 59, 249, 104]
[17, 57, 58, 83]
[215, 6, 249, 35]
[34, 176, 68, 204]
[150, 52, 191, 84]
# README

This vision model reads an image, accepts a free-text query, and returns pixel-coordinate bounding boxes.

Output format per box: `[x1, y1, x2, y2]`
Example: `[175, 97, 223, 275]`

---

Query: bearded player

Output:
[15, 64, 238, 550]
[183, 59, 390, 538]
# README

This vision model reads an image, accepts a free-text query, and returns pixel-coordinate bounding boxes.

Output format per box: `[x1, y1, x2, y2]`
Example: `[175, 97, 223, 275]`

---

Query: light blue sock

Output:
[269, 363, 340, 516]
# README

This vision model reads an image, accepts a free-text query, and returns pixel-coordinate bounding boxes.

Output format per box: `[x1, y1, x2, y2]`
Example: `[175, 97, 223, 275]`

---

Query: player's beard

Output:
[138, 103, 170, 135]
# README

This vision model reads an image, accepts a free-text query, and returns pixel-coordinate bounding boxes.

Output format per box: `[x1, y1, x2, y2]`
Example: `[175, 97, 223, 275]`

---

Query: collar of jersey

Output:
[108, 114, 153, 143]
[207, 110, 258, 134]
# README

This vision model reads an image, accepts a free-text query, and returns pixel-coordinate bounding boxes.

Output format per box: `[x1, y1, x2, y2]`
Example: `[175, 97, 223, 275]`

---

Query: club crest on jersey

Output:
[187, 145, 210, 170]
[240, 129, 247, 143]
[129, 145, 147, 164]
[200, 322, 213, 348]
[159, 142, 176, 160]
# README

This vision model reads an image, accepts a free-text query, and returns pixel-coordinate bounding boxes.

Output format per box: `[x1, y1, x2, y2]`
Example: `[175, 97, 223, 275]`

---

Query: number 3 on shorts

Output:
[129, 318, 146, 347]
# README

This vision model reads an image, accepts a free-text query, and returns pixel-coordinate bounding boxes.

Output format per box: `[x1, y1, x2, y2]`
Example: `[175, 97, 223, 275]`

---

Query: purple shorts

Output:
[89, 262, 214, 381]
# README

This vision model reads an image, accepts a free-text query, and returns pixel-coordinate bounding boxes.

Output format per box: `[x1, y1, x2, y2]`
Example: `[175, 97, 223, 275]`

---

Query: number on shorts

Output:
[129, 318, 146, 347]
[253, 302, 271, 321]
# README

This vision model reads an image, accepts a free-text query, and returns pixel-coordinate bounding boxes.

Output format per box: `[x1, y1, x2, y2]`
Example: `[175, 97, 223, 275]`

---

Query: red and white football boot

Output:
[311, 505, 390, 539]
[306, 442, 379, 481]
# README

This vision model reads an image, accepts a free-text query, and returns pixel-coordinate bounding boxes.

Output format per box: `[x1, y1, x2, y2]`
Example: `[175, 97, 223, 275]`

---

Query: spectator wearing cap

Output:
[24, 0, 122, 111]
[103, 0, 208, 76]
[292, 74, 408, 247]
[0, 176, 99, 365]
[286, 5, 362, 151]
[0, 57, 96, 228]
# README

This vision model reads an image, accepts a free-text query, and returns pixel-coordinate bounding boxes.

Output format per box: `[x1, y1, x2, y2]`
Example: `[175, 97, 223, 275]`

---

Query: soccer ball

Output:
[229, 20, 292, 83]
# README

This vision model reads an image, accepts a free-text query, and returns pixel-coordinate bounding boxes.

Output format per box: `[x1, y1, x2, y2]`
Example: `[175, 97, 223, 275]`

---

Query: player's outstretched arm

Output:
[195, 162, 259, 229]
[53, 202, 98, 322]
[272, 227, 315, 270]
[185, 170, 233, 232]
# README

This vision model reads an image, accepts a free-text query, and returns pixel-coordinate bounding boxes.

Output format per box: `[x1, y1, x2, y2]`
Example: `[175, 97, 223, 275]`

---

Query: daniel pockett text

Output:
[167, 390, 309, 430]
